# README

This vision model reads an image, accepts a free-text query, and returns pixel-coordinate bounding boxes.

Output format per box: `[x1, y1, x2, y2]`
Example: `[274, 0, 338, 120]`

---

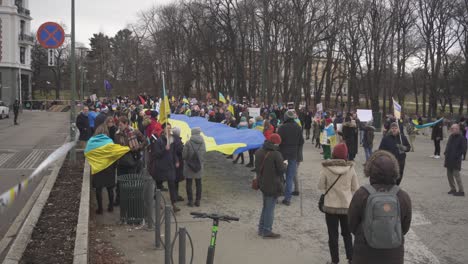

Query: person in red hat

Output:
[254, 133, 287, 239]
[318, 142, 359, 264]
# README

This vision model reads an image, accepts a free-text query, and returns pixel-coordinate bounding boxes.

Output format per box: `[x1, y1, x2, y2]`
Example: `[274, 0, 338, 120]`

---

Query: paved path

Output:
[0, 111, 69, 241]
[94, 130, 467, 264]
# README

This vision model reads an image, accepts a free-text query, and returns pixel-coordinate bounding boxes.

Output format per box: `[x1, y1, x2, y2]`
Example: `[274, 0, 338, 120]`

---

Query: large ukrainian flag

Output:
[85, 134, 130, 174]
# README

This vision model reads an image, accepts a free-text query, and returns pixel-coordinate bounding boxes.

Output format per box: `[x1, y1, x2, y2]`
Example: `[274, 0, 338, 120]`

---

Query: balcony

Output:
[16, 6, 31, 17]
[19, 34, 34, 44]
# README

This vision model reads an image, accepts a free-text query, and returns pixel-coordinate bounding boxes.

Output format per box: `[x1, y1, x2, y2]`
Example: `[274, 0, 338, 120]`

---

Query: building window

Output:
[20, 47, 26, 64]
[20, 20, 25, 36]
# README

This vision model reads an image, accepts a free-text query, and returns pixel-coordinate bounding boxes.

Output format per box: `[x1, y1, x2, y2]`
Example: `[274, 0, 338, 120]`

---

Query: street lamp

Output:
[70, 0, 76, 162]
[77, 46, 89, 102]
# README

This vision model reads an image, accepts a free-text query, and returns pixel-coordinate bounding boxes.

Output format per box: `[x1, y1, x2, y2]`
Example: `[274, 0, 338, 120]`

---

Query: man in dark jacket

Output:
[255, 133, 286, 238]
[379, 122, 411, 185]
[76, 106, 91, 143]
[431, 119, 443, 159]
[348, 150, 412, 264]
[342, 117, 358, 161]
[444, 124, 467, 196]
[277, 110, 304, 206]
[13, 99, 20, 125]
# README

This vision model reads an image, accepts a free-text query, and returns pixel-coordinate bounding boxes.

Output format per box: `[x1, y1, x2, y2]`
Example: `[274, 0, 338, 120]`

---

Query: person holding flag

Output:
[379, 98, 411, 185]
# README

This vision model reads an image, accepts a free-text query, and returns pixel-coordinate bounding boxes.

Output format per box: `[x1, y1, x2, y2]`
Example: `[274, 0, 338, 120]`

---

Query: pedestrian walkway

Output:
[93, 132, 467, 264]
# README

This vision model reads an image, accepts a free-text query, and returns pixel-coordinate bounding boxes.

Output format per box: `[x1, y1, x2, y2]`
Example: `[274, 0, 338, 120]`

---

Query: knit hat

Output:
[240, 116, 247, 122]
[285, 110, 295, 120]
[364, 150, 400, 185]
[255, 116, 263, 122]
[269, 133, 282, 145]
[172, 127, 181, 137]
[269, 113, 277, 119]
[390, 122, 399, 128]
[191, 127, 201, 135]
[332, 143, 348, 160]
[326, 118, 333, 125]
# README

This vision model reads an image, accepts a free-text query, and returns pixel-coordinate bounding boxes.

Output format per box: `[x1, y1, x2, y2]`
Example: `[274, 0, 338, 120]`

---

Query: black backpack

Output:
[186, 142, 202, 173]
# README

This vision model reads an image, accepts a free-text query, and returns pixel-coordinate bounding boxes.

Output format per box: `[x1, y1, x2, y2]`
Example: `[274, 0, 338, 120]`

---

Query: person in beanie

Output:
[322, 118, 334, 160]
[348, 150, 412, 264]
[278, 110, 304, 206]
[183, 127, 207, 207]
[318, 143, 359, 264]
[430, 118, 443, 159]
[255, 133, 286, 239]
[444, 124, 467, 196]
[378, 122, 411, 185]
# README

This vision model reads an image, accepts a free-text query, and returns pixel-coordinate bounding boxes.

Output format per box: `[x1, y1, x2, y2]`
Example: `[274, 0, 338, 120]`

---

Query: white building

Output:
[0, 0, 33, 106]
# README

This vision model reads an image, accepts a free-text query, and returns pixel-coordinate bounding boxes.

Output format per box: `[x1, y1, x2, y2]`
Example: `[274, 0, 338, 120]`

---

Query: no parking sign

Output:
[36, 22, 65, 66]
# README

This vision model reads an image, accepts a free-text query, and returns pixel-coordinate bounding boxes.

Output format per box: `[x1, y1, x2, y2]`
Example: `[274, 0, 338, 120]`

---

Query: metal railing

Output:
[17, 6, 31, 16]
[19, 34, 34, 43]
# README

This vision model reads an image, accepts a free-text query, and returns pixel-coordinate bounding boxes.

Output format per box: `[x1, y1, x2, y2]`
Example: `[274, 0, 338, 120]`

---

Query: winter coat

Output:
[348, 154, 412, 264]
[76, 112, 91, 141]
[318, 160, 359, 215]
[277, 119, 304, 160]
[362, 125, 376, 149]
[263, 125, 274, 141]
[145, 118, 163, 138]
[431, 122, 443, 141]
[182, 130, 206, 179]
[173, 135, 185, 182]
[149, 135, 177, 182]
[255, 141, 286, 197]
[342, 121, 358, 155]
[313, 120, 321, 138]
[379, 134, 410, 162]
[304, 112, 313, 130]
[444, 133, 467, 171]
[92, 163, 116, 188]
[88, 111, 97, 129]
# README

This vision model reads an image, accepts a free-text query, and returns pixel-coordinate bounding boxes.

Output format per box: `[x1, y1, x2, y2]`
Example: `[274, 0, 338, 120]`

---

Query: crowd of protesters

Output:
[76, 94, 468, 264]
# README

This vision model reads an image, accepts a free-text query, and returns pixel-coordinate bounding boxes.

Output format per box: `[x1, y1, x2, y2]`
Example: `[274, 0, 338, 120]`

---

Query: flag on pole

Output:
[227, 95, 231, 101]
[104, 80, 112, 91]
[183, 96, 189, 104]
[228, 104, 235, 115]
[392, 97, 401, 120]
[160, 85, 170, 125]
[219, 92, 226, 104]
[138, 95, 146, 105]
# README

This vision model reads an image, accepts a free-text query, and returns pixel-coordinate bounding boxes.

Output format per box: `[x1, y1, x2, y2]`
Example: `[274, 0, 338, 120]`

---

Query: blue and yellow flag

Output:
[393, 97, 401, 120]
[183, 96, 190, 104]
[85, 134, 130, 174]
[160, 85, 171, 124]
[228, 104, 235, 116]
[219, 92, 226, 104]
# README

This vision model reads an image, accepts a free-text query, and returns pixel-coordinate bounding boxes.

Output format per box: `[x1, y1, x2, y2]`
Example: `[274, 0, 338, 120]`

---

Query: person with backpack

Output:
[362, 122, 375, 161]
[183, 127, 206, 207]
[318, 143, 359, 264]
[255, 133, 286, 239]
[348, 150, 412, 264]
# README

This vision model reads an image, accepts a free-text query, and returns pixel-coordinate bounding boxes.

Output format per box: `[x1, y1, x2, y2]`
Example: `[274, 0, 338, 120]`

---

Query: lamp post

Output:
[70, 0, 76, 162]
[77, 46, 88, 102]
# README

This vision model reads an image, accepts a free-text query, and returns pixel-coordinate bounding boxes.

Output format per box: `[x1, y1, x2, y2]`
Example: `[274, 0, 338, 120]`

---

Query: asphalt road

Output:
[0, 111, 69, 241]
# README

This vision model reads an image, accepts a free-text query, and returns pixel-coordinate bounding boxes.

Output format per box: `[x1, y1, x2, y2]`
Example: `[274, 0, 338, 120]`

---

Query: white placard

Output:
[90, 94, 97, 101]
[316, 103, 323, 112]
[248, 107, 261, 118]
[357, 109, 373, 122]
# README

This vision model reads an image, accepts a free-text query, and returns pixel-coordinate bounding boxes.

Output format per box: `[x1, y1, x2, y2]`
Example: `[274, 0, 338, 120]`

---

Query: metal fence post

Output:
[179, 227, 186, 264]
[155, 189, 162, 249]
[165, 205, 172, 264]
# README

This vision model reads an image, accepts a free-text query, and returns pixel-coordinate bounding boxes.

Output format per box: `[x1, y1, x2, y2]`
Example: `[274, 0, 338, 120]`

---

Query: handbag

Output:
[318, 174, 343, 213]
[252, 152, 270, 191]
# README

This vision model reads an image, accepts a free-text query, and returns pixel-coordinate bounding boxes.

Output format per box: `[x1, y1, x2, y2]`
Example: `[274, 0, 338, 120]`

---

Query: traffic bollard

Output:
[165, 205, 172, 264]
[179, 227, 186, 264]
[155, 189, 162, 249]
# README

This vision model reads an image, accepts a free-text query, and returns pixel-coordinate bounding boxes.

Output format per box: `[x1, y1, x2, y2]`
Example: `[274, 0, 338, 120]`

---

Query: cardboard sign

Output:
[248, 108, 261, 118]
[316, 103, 323, 112]
[357, 109, 373, 122]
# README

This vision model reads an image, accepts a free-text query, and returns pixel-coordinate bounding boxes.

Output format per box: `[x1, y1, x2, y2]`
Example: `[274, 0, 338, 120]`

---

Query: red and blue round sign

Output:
[36, 22, 65, 49]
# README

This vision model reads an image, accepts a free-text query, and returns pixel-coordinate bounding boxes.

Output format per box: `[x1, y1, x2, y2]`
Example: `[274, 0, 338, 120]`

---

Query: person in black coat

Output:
[304, 110, 313, 140]
[342, 117, 358, 161]
[431, 119, 443, 158]
[149, 123, 180, 212]
[76, 106, 91, 142]
[172, 127, 185, 202]
[379, 122, 411, 185]
[444, 124, 467, 196]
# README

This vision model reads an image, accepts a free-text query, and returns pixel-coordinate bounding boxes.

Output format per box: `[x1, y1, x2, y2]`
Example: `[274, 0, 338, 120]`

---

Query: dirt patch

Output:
[89, 198, 129, 264]
[20, 154, 84, 264]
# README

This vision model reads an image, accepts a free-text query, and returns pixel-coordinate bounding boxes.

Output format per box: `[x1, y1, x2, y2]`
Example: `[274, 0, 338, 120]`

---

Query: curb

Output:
[2, 155, 67, 264]
[73, 160, 90, 264]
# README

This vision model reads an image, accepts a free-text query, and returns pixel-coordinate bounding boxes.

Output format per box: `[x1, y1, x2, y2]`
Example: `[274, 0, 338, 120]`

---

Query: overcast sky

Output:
[30, 0, 174, 46]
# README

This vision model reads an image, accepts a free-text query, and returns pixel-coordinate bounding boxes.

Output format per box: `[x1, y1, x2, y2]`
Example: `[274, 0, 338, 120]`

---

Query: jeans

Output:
[359, 130, 364, 145]
[325, 213, 353, 263]
[186, 178, 202, 202]
[145, 180, 155, 228]
[396, 159, 406, 186]
[434, 139, 441, 156]
[284, 159, 297, 202]
[364, 147, 373, 161]
[258, 194, 277, 235]
[447, 168, 464, 192]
